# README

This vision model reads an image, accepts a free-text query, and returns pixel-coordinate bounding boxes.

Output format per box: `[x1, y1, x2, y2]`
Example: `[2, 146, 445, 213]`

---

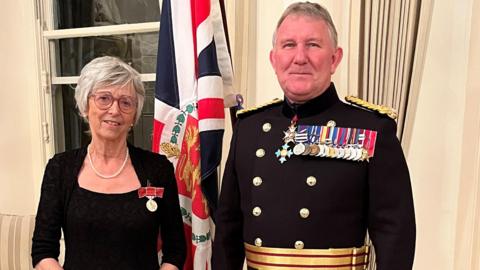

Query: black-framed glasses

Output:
[90, 92, 137, 114]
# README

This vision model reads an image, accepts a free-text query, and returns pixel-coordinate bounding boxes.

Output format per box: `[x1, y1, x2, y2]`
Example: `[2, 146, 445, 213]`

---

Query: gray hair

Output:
[75, 56, 145, 124]
[272, 1, 338, 48]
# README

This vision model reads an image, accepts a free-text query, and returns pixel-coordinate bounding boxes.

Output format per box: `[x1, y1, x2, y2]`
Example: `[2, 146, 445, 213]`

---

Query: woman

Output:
[32, 56, 186, 270]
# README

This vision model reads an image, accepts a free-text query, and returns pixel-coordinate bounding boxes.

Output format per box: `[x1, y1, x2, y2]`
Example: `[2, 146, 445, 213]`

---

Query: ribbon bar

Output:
[296, 125, 378, 158]
[138, 187, 165, 198]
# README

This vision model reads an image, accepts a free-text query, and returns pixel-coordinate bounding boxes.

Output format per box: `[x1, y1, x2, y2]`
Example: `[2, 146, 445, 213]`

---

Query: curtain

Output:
[357, 0, 428, 141]
[229, 0, 257, 108]
[356, 0, 433, 268]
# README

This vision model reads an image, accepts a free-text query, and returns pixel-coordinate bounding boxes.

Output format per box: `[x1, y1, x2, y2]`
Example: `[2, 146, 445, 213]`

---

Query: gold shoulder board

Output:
[236, 98, 283, 118]
[345, 96, 398, 119]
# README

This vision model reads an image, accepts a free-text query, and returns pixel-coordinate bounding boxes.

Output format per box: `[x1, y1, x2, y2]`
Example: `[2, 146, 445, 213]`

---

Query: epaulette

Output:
[345, 96, 398, 119]
[236, 98, 283, 118]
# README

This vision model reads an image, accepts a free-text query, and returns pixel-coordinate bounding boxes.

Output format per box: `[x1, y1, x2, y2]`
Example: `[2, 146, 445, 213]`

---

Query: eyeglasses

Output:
[90, 92, 137, 114]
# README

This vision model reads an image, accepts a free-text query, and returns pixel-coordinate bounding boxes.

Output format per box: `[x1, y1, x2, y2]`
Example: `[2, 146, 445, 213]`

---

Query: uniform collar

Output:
[282, 83, 340, 118]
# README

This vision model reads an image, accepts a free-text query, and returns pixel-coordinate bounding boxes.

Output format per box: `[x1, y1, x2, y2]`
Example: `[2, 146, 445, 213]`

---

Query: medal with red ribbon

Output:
[275, 115, 298, 163]
[138, 185, 164, 212]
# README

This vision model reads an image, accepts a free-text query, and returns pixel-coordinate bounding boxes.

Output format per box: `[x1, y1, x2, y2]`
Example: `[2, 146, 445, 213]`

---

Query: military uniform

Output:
[212, 84, 415, 270]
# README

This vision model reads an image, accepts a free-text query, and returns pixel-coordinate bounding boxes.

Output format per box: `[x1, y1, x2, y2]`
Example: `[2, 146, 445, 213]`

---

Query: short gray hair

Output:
[75, 56, 145, 124]
[272, 1, 338, 48]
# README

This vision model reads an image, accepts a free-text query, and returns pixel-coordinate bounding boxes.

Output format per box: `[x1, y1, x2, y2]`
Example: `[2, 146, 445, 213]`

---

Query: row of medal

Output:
[276, 122, 378, 163]
[291, 142, 369, 161]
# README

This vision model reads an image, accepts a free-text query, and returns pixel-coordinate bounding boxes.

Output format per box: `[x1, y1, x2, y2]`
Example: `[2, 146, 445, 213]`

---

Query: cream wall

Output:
[455, 1, 480, 268]
[408, 0, 480, 269]
[0, 0, 44, 215]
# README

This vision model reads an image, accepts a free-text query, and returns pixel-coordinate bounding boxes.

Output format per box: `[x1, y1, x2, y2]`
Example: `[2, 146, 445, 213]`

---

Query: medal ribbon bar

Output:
[138, 187, 165, 198]
[295, 125, 378, 159]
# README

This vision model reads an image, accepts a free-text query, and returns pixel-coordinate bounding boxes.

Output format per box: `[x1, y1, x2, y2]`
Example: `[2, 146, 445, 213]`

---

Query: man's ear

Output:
[330, 47, 343, 74]
[269, 49, 277, 72]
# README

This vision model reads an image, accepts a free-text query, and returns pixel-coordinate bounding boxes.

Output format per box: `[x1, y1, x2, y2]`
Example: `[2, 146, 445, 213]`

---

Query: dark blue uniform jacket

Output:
[212, 84, 416, 270]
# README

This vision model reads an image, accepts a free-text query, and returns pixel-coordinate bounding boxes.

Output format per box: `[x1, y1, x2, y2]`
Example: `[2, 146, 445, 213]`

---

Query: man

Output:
[212, 2, 415, 270]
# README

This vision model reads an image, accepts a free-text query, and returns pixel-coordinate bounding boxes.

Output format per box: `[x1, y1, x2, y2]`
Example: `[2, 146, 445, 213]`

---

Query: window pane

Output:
[54, 33, 158, 76]
[54, 0, 160, 29]
[132, 82, 155, 150]
[52, 82, 155, 153]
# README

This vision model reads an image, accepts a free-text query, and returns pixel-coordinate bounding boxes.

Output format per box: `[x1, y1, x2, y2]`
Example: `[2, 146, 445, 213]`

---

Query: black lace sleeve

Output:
[31, 155, 64, 267]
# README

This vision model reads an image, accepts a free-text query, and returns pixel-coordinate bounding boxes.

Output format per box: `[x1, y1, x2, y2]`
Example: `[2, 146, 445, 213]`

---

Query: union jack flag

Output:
[152, 0, 235, 269]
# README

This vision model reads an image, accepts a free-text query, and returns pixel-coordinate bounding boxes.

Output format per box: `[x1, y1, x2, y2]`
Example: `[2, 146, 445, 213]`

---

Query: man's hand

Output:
[35, 258, 63, 270]
[160, 262, 179, 270]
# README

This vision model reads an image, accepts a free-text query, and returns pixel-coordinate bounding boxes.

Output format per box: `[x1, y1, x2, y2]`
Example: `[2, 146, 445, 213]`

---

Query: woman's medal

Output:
[138, 184, 164, 212]
[146, 196, 158, 212]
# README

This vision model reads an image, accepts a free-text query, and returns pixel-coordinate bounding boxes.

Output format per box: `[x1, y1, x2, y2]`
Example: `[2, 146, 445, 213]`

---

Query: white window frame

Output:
[37, 0, 160, 159]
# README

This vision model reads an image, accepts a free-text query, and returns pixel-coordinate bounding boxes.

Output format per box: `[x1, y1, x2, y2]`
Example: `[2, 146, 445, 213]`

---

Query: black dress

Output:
[63, 184, 161, 270]
[32, 144, 186, 269]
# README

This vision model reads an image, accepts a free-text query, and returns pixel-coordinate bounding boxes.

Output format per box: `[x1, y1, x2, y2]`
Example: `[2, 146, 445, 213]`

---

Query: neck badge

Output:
[275, 115, 297, 163]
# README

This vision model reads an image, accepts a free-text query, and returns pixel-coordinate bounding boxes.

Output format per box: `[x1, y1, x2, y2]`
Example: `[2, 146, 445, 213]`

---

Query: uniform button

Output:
[294, 241, 304, 249]
[256, 148, 265, 158]
[252, 176, 263, 186]
[262, 123, 272, 132]
[252, 206, 262, 216]
[306, 176, 317, 186]
[299, 208, 310, 218]
[255, 238, 263, 247]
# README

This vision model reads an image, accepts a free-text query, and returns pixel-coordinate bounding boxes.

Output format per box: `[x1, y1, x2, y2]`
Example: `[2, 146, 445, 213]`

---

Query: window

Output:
[40, 0, 161, 153]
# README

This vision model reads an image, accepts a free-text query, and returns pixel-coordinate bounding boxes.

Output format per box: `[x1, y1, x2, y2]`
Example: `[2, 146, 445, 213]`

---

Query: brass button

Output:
[262, 123, 272, 132]
[255, 238, 263, 247]
[253, 176, 263, 186]
[256, 148, 265, 158]
[294, 241, 304, 249]
[327, 120, 336, 127]
[299, 208, 310, 218]
[306, 176, 317, 186]
[252, 207, 262, 216]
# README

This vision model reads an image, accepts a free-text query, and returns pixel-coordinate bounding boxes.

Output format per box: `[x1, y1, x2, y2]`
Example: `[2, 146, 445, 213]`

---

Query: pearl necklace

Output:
[87, 144, 129, 179]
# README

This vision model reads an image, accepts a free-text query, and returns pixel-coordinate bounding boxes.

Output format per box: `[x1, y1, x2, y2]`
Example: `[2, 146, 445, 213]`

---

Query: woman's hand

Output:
[35, 258, 64, 270]
[160, 262, 179, 270]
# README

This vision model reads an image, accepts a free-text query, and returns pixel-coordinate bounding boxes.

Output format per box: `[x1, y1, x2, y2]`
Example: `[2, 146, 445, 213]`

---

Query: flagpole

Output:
[218, 0, 242, 128]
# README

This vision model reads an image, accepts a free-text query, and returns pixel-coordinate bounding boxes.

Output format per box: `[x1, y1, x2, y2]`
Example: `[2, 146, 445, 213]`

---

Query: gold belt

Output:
[244, 243, 370, 270]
